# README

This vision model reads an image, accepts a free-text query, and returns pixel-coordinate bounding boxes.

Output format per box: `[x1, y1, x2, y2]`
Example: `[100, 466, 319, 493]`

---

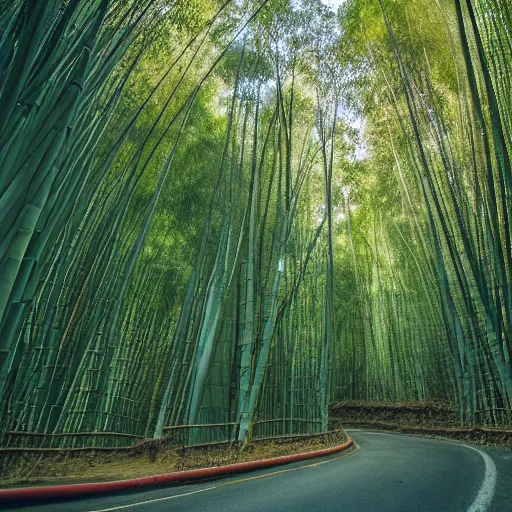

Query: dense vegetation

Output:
[0, 0, 510, 450]
[331, 0, 512, 428]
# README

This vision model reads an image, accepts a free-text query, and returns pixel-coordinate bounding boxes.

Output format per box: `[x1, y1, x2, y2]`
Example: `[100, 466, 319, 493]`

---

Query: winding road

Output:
[6, 430, 512, 512]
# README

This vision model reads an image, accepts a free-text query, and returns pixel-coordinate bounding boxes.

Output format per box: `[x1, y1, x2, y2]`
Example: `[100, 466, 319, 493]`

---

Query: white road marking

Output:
[464, 445, 497, 512]
[347, 430, 497, 512]
[87, 486, 216, 512]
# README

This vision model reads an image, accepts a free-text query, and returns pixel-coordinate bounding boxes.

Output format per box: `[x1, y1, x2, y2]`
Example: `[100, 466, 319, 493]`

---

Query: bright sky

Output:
[321, 0, 348, 11]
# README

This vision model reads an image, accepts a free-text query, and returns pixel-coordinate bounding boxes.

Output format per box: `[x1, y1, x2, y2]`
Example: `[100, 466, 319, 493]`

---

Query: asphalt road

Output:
[5, 430, 512, 512]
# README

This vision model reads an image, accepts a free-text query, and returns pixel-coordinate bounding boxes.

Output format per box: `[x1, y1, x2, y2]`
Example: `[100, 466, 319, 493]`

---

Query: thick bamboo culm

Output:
[0, 0, 333, 448]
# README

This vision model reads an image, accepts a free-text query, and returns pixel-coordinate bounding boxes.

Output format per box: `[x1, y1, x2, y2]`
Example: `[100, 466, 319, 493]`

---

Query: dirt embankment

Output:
[0, 430, 349, 488]
[330, 400, 512, 449]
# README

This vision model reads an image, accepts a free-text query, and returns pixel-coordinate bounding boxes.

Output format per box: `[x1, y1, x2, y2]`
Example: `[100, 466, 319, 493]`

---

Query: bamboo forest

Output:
[1, 0, 512, 467]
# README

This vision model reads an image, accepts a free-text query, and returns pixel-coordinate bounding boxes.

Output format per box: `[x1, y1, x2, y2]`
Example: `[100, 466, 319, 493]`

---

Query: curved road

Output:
[6, 430, 511, 512]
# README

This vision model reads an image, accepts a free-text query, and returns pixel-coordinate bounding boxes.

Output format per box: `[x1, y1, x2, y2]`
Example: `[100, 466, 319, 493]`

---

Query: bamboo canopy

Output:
[0, 0, 511, 449]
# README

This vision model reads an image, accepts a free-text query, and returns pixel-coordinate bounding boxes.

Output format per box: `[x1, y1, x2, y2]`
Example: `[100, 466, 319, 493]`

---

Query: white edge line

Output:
[463, 444, 497, 512]
[87, 486, 216, 512]
[348, 430, 497, 512]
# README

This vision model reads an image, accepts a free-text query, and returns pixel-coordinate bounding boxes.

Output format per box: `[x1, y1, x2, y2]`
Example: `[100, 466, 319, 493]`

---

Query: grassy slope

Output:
[0, 431, 349, 488]
[330, 401, 512, 449]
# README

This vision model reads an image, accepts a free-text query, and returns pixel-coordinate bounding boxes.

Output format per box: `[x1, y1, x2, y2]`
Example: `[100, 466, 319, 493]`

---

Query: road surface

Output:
[5, 430, 512, 511]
